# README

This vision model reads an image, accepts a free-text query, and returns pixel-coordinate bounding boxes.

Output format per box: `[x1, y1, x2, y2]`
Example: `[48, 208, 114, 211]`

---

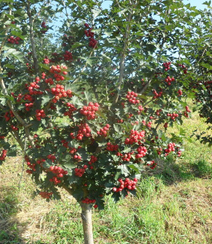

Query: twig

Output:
[10, 130, 25, 151]
[140, 79, 152, 95]
[26, 0, 39, 74]
[115, 0, 138, 102]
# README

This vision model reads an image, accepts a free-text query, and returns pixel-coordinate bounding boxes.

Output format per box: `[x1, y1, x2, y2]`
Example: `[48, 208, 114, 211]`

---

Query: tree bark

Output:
[80, 203, 94, 244]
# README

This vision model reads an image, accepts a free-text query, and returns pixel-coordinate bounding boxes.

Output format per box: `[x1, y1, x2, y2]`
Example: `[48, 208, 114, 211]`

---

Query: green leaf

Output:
[41, 95, 51, 107]
[118, 164, 129, 176]
[91, 8, 101, 18]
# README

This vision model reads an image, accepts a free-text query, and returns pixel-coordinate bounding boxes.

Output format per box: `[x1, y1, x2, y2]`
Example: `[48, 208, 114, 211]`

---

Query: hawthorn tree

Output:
[0, 0, 208, 243]
[182, 3, 212, 145]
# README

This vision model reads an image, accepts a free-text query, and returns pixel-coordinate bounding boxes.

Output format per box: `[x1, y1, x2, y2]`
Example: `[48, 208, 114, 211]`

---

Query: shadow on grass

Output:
[0, 186, 25, 244]
[144, 157, 212, 186]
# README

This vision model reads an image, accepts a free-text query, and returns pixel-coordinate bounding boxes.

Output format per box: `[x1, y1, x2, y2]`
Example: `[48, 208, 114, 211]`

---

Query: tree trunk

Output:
[80, 203, 94, 244]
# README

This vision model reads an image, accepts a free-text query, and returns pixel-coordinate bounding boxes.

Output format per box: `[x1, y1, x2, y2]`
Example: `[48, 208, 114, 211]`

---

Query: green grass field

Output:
[0, 110, 212, 244]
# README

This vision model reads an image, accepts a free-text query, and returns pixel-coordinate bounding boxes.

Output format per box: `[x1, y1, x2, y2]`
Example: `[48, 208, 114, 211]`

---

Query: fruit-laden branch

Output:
[26, 0, 39, 74]
[140, 79, 152, 95]
[0, 8, 34, 147]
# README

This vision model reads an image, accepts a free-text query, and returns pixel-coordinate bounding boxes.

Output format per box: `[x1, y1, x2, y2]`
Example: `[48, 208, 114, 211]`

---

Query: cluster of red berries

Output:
[4, 111, 14, 121]
[51, 84, 72, 103]
[184, 105, 191, 117]
[47, 154, 56, 162]
[80, 102, 100, 120]
[39, 191, 53, 199]
[81, 197, 96, 204]
[73, 154, 82, 161]
[50, 176, 61, 185]
[157, 147, 163, 155]
[36, 158, 45, 165]
[167, 113, 179, 121]
[44, 77, 54, 85]
[68, 147, 76, 154]
[164, 122, 168, 128]
[179, 64, 187, 74]
[49, 165, 68, 178]
[177, 151, 182, 157]
[25, 102, 34, 111]
[125, 129, 145, 145]
[165, 76, 175, 86]
[49, 65, 68, 81]
[49, 166, 68, 185]
[84, 24, 98, 48]
[164, 142, 176, 156]
[11, 93, 23, 102]
[0, 150, 7, 161]
[64, 50, 73, 61]
[36, 109, 46, 121]
[75, 123, 92, 140]
[185, 106, 191, 113]
[112, 178, 138, 192]
[74, 167, 85, 177]
[117, 119, 124, 123]
[24, 93, 34, 102]
[147, 160, 157, 169]
[41, 21, 48, 34]
[163, 62, 171, 71]
[8, 36, 21, 44]
[106, 142, 119, 151]
[153, 89, 163, 99]
[27, 79, 43, 95]
[11, 125, 18, 131]
[43, 57, 50, 64]
[119, 152, 133, 162]
[136, 146, 147, 158]
[126, 91, 140, 104]
[26, 161, 36, 174]
[88, 155, 97, 165]
[60, 140, 68, 148]
[155, 109, 162, 116]
[97, 124, 110, 137]
[178, 89, 183, 96]
[64, 103, 77, 118]
[138, 105, 144, 113]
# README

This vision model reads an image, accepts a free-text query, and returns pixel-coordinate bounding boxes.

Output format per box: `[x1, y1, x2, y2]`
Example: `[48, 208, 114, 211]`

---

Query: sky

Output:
[184, 0, 209, 9]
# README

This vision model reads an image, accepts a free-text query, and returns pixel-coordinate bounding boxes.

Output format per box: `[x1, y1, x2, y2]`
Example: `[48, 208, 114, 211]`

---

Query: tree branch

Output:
[62, 184, 73, 195]
[10, 131, 25, 151]
[115, 1, 137, 102]
[26, 0, 39, 74]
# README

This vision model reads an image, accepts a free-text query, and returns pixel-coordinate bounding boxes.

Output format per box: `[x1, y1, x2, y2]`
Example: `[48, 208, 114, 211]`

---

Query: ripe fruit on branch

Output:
[8, 36, 21, 44]
[125, 129, 145, 145]
[80, 102, 99, 120]
[0, 150, 7, 161]
[126, 91, 140, 104]
[81, 198, 96, 204]
[113, 178, 138, 192]
[36, 109, 46, 121]
[97, 124, 110, 137]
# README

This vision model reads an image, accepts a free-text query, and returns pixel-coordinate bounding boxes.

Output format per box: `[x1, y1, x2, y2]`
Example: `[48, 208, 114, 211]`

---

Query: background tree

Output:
[0, 0, 209, 243]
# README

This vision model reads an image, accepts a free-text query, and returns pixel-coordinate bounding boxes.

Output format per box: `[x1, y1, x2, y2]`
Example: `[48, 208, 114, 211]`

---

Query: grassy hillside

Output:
[0, 110, 212, 244]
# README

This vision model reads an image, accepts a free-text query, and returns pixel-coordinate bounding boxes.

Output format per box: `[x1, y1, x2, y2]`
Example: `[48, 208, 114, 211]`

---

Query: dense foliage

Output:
[0, 0, 210, 211]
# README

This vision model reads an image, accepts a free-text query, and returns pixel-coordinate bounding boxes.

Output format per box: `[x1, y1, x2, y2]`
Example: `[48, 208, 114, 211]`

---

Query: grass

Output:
[0, 110, 212, 243]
